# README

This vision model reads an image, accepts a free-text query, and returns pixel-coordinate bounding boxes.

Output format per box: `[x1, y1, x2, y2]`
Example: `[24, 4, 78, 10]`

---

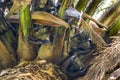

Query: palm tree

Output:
[0, 0, 120, 80]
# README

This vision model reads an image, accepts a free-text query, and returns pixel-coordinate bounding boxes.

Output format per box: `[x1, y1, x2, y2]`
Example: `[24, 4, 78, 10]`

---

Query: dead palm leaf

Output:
[80, 36, 120, 80]
[32, 11, 69, 28]
[8, 11, 70, 28]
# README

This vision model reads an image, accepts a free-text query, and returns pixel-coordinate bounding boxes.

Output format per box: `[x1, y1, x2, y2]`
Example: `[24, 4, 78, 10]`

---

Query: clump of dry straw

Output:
[81, 36, 120, 80]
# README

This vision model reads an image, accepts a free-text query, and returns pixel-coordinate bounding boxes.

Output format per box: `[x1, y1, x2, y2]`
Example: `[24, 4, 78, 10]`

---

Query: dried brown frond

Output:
[80, 36, 120, 80]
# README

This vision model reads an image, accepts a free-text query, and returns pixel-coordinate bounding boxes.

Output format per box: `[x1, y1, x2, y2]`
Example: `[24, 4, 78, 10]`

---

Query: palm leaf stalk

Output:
[17, 0, 35, 61]
[51, 0, 71, 63]
[82, 13, 107, 29]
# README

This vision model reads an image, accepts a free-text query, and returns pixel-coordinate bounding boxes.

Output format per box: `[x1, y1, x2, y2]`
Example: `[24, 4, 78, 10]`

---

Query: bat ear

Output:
[63, 7, 82, 19]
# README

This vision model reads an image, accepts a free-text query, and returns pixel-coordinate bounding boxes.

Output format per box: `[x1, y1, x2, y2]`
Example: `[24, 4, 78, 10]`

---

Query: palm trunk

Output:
[99, 0, 120, 27]
[85, 0, 102, 16]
